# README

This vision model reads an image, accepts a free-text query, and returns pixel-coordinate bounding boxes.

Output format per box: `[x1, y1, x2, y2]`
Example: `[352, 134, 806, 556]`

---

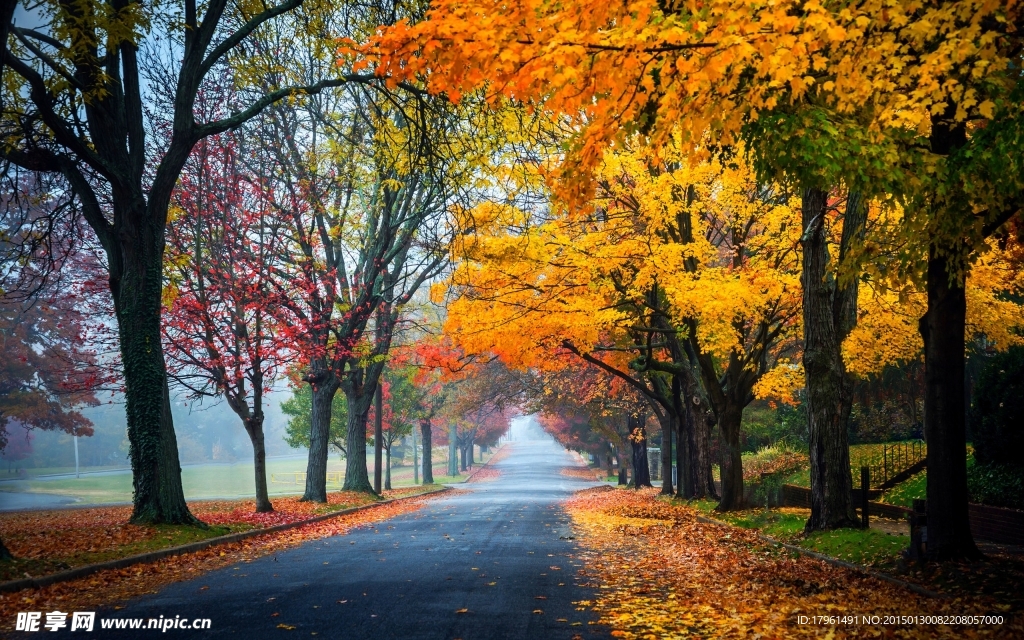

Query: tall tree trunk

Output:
[630, 414, 653, 488]
[617, 440, 630, 485]
[673, 375, 693, 498]
[341, 378, 376, 493]
[920, 251, 981, 560]
[0, 535, 12, 560]
[448, 426, 459, 477]
[420, 419, 434, 484]
[920, 114, 981, 561]
[687, 386, 715, 499]
[717, 404, 744, 511]
[801, 187, 859, 531]
[385, 447, 392, 491]
[460, 443, 468, 471]
[660, 412, 674, 495]
[374, 383, 383, 495]
[302, 369, 339, 502]
[114, 251, 196, 525]
[469, 443, 475, 466]
[606, 451, 614, 480]
[244, 416, 273, 513]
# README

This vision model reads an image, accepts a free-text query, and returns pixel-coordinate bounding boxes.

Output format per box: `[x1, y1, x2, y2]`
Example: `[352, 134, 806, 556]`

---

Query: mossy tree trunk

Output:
[113, 226, 197, 525]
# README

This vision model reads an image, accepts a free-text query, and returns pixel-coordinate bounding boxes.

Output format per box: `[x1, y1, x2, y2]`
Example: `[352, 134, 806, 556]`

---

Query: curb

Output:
[693, 513, 945, 599]
[0, 486, 450, 595]
[459, 443, 508, 482]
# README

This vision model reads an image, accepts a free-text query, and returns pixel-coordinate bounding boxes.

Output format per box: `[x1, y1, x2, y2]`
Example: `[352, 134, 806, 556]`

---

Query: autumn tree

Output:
[404, 336, 466, 485]
[0, 185, 109, 557]
[368, 371, 416, 490]
[366, 0, 1024, 556]
[442, 143, 801, 509]
[163, 119, 288, 513]
[0, 0, 411, 524]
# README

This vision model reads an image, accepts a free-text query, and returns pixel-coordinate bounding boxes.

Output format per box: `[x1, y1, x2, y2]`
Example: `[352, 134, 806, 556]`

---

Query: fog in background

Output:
[1, 393, 296, 473]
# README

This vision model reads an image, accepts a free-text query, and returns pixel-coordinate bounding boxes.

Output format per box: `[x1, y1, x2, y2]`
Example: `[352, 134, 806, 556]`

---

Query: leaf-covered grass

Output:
[880, 469, 927, 507]
[0, 493, 443, 627]
[572, 488, 1012, 638]
[0, 486, 439, 583]
[779, 441, 924, 489]
[686, 499, 908, 569]
[879, 452, 1024, 510]
[0, 523, 238, 583]
[800, 526, 909, 568]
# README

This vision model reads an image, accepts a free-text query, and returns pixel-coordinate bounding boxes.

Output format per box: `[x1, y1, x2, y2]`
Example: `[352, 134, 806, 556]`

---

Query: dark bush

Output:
[967, 461, 1024, 510]
[970, 346, 1024, 467]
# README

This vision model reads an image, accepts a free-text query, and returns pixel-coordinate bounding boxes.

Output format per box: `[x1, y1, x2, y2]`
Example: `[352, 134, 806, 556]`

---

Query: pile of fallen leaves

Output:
[466, 467, 501, 482]
[194, 491, 381, 528]
[484, 443, 513, 465]
[561, 466, 602, 481]
[566, 488, 1018, 638]
[0, 492, 440, 629]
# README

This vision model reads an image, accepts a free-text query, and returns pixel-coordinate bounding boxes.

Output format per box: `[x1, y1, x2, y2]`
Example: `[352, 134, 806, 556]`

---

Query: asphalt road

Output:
[35, 439, 611, 639]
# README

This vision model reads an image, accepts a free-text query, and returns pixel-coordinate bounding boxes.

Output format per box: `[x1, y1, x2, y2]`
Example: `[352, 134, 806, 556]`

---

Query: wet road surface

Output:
[49, 439, 611, 639]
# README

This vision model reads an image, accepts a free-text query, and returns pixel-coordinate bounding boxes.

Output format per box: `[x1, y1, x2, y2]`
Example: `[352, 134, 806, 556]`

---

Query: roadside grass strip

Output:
[0, 487, 438, 585]
[0, 489, 446, 630]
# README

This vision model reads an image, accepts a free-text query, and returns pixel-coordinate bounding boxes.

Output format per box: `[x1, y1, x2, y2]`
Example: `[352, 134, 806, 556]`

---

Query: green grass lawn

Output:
[2, 448, 495, 504]
[880, 469, 927, 507]
[687, 498, 908, 569]
[779, 441, 925, 489]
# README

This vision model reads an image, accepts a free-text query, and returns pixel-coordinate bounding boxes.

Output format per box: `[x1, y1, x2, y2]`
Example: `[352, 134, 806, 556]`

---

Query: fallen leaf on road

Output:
[276, 623, 296, 630]
[455, 608, 469, 614]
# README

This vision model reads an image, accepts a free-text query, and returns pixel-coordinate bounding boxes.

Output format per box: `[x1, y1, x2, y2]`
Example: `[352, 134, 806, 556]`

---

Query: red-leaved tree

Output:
[164, 123, 288, 513]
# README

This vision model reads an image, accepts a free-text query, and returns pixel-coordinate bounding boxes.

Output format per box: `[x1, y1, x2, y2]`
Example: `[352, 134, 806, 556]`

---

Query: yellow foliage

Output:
[443, 138, 803, 404]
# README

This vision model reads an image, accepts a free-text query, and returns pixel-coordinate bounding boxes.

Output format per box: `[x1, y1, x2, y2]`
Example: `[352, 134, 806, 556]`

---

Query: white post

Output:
[74, 434, 80, 478]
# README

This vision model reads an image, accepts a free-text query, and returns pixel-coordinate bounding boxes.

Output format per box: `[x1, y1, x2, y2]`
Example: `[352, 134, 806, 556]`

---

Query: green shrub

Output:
[970, 346, 1024, 467]
[967, 461, 1024, 510]
[740, 402, 807, 452]
[741, 442, 809, 481]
